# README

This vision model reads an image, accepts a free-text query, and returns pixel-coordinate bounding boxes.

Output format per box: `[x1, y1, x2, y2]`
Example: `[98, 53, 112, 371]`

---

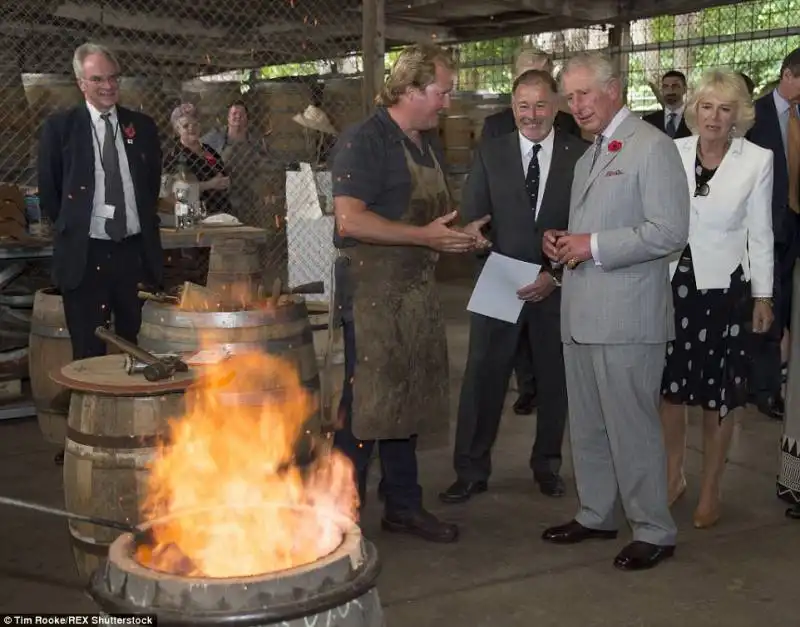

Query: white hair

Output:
[72, 42, 120, 79]
[561, 51, 617, 86]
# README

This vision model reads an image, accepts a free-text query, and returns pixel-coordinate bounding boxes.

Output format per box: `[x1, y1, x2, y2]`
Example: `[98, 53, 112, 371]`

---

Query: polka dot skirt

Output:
[661, 245, 751, 420]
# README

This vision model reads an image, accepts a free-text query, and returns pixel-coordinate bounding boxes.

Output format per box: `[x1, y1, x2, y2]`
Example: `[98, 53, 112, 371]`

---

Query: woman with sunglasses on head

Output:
[659, 68, 774, 529]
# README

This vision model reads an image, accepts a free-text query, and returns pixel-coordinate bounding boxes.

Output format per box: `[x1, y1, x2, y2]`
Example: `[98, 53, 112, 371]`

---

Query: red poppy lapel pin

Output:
[607, 139, 623, 152]
[204, 152, 217, 167]
[123, 123, 136, 144]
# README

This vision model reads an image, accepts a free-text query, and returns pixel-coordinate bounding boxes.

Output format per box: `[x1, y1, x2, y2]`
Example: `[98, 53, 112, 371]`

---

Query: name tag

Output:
[96, 204, 116, 219]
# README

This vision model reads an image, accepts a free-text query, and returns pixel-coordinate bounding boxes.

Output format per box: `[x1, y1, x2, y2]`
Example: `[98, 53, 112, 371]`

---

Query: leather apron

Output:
[326, 144, 451, 450]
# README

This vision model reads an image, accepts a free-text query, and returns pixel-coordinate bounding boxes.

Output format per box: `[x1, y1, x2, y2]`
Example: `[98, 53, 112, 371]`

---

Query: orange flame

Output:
[136, 348, 358, 578]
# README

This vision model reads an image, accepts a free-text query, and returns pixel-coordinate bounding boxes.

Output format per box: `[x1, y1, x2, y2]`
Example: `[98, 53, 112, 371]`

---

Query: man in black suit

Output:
[38, 42, 164, 361]
[479, 48, 582, 417]
[439, 70, 588, 504]
[746, 48, 800, 420]
[642, 71, 692, 139]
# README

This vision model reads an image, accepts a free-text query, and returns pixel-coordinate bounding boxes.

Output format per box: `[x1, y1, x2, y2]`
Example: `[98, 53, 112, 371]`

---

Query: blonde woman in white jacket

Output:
[660, 69, 775, 529]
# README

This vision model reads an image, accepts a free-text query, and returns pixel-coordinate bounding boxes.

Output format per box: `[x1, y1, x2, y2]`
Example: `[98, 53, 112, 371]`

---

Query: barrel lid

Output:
[52, 354, 196, 396]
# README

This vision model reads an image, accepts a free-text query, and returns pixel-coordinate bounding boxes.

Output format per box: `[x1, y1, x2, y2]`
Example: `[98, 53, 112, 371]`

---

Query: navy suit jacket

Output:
[641, 109, 692, 139]
[747, 93, 790, 246]
[37, 104, 164, 291]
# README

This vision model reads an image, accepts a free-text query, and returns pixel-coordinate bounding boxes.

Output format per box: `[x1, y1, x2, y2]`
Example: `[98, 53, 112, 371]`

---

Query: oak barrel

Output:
[55, 355, 193, 581]
[28, 288, 73, 445]
[205, 237, 263, 302]
[138, 297, 320, 428]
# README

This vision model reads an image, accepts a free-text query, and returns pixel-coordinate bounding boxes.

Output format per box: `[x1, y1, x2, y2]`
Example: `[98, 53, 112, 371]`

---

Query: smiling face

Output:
[512, 81, 556, 142]
[78, 52, 120, 112]
[695, 93, 737, 142]
[562, 65, 622, 136]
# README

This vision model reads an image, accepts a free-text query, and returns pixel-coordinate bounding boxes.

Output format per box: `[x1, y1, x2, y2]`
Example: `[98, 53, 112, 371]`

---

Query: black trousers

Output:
[453, 301, 567, 482]
[332, 315, 422, 516]
[61, 236, 145, 360]
[513, 327, 537, 396]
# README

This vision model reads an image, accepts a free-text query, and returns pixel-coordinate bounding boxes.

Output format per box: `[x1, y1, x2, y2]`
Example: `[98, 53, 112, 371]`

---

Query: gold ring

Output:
[567, 258, 578, 270]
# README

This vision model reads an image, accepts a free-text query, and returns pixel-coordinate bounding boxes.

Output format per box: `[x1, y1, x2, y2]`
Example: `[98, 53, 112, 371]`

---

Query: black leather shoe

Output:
[439, 479, 488, 504]
[513, 393, 537, 415]
[534, 473, 566, 497]
[613, 541, 675, 571]
[382, 508, 459, 543]
[786, 504, 800, 520]
[54, 450, 64, 466]
[542, 520, 618, 544]
[757, 396, 784, 420]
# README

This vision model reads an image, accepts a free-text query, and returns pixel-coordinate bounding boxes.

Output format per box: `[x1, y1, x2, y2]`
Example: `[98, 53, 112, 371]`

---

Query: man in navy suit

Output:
[38, 42, 164, 361]
[746, 47, 800, 420]
[478, 48, 582, 416]
[641, 71, 692, 139]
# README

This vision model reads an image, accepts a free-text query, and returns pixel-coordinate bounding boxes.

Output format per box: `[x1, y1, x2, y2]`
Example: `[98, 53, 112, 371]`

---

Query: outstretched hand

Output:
[421, 211, 480, 253]
[460, 214, 492, 250]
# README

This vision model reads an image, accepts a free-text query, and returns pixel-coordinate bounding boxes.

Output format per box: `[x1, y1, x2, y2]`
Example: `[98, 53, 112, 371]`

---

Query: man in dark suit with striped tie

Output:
[642, 71, 692, 139]
[38, 42, 164, 361]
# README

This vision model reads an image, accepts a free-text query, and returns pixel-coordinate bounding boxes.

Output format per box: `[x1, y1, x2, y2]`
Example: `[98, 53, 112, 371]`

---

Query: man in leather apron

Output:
[329, 43, 490, 543]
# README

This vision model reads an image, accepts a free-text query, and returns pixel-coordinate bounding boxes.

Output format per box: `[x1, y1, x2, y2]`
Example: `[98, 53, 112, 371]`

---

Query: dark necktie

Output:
[101, 113, 127, 241]
[590, 134, 604, 171]
[666, 112, 677, 137]
[525, 143, 542, 215]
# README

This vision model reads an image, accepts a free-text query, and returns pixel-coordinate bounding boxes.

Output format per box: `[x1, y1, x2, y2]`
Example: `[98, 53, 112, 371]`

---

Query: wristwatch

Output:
[543, 266, 562, 287]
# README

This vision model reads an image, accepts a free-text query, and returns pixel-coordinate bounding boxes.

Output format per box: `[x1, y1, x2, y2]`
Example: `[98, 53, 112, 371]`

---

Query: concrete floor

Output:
[0, 278, 796, 625]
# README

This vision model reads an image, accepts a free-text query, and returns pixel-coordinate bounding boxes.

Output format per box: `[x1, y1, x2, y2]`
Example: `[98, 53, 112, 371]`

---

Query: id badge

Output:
[96, 204, 116, 219]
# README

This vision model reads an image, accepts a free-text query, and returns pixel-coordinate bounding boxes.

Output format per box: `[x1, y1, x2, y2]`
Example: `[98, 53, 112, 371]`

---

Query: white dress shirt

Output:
[519, 126, 555, 218]
[86, 101, 141, 240]
[589, 107, 631, 264]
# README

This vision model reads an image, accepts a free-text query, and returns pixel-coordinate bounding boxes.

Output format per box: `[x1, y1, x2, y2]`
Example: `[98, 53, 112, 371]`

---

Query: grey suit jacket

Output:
[462, 129, 589, 299]
[561, 114, 690, 345]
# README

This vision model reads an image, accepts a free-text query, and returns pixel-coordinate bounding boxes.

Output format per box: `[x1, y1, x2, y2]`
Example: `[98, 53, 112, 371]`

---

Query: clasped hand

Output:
[422, 211, 492, 253]
[543, 229, 592, 268]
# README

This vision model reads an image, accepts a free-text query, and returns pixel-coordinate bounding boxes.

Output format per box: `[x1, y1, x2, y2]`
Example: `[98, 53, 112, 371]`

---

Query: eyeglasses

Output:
[694, 182, 710, 197]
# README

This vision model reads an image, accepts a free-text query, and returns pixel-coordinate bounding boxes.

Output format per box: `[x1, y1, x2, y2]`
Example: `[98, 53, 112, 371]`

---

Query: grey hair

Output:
[561, 51, 617, 87]
[72, 42, 120, 79]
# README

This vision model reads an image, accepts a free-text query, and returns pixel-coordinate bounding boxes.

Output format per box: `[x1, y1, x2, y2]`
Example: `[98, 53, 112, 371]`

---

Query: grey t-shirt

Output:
[331, 106, 446, 248]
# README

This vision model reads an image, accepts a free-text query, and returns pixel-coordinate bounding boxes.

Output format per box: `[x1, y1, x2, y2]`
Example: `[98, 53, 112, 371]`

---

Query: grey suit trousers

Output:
[564, 342, 677, 546]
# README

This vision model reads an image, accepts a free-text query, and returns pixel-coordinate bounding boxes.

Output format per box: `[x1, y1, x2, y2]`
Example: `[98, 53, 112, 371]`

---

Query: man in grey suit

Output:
[541, 52, 690, 571]
[439, 70, 588, 504]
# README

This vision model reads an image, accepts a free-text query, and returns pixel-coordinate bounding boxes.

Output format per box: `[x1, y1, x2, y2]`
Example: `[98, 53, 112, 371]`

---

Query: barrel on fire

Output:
[88, 515, 384, 626]
[55, 354, 193, 581]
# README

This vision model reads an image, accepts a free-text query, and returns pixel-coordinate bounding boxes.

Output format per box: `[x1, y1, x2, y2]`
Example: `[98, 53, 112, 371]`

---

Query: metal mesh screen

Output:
[0, 2, 371, 302]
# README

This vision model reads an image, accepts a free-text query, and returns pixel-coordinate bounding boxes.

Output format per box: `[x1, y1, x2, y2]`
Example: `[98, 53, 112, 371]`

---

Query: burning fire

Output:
[136, 348, 359, 578]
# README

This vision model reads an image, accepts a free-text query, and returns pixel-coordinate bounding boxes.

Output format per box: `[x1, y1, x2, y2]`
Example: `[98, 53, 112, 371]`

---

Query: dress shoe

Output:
[692, 503, 721, 529]
[541, 520, 618, 544]
[785, 504, 800, 520]
[756, 396, 784, 420]
[534, 473, 566, 497]
[613, 541, 675, 571]
[439, 479, 488, 504]
[382, 508, 459, 543]
[513, 392, 537, 415]
[54, 450, 64, 466]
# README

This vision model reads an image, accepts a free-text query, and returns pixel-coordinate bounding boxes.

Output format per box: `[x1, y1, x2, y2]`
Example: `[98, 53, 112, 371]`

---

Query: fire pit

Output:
[88, 507, 383, 626]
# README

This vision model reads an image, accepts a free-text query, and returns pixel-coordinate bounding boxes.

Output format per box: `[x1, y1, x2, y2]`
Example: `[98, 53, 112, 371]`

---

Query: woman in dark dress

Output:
[660, 69, 774, 529]
[164, 103, 233, 215]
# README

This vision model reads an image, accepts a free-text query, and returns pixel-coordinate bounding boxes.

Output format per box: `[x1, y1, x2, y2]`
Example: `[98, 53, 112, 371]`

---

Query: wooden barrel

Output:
[55, 354, 192, 582]
[321, 77, 364, 135]
[137, 298, 320, 428]
[28, 288, 72, 445]
[440, 114, 473, 169]
[205, 238, 263, 302]
[252, 81, 312, 159]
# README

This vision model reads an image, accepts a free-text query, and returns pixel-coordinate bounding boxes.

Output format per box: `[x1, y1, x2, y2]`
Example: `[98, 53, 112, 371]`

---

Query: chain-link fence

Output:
[0, 1, 372, 305]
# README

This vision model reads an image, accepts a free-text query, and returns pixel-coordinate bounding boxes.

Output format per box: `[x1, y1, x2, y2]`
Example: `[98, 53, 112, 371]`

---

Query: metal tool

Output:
[137, 290, 179, 305]
[0, 495, 154, 548]
[94, 326, 188, 382]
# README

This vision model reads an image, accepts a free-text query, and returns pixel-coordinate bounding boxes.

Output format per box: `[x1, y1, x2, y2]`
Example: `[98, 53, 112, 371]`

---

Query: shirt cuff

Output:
[590, 233, 601, 266]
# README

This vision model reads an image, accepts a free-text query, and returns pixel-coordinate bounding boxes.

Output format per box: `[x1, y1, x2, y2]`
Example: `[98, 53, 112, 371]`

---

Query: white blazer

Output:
[669, 136, 774, 296]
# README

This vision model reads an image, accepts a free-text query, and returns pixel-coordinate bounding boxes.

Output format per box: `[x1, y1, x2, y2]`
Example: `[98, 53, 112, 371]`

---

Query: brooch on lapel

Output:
[608, 140, 623, 152]
[123, 123, 136, 144]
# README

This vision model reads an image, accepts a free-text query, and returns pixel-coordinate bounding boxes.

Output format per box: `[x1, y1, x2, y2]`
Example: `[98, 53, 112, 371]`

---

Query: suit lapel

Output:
[577, 115, 637, 202]
[116, 106, 140, 192]
[536, 131, 569, 225]
[72, 105, 95, 197]
[498, 132, 534, 224]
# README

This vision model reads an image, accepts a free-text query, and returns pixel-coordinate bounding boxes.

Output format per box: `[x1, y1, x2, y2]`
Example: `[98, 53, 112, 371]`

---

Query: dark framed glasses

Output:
[694, 182, 710, 197]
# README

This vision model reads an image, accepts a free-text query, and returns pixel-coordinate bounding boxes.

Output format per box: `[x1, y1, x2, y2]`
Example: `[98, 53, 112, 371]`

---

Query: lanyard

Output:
[91, 116, 120, 174]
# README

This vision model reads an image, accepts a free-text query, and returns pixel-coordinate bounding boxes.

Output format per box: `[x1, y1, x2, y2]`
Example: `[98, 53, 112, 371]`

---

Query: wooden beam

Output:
[362, 0, 385, 117]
